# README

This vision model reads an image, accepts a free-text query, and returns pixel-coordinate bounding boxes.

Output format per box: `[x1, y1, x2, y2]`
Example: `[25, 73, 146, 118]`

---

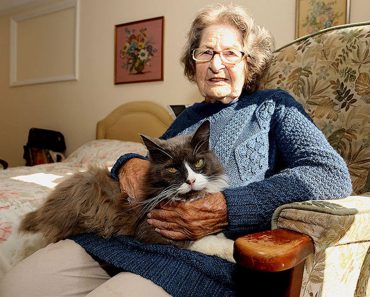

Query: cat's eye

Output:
[166, 167, 177, 173]
[194, 158, 204, 169]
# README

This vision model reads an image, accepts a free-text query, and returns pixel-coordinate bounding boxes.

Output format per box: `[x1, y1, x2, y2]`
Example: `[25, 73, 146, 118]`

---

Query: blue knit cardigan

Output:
[72, 89, 352, 296]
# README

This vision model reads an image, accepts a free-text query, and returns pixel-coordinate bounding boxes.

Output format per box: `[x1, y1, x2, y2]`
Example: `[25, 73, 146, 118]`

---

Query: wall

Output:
[0, 0, 369, 166]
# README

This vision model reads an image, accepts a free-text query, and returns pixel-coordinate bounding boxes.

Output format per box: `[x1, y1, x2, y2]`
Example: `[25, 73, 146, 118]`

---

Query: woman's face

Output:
[195, 24, 247, 104]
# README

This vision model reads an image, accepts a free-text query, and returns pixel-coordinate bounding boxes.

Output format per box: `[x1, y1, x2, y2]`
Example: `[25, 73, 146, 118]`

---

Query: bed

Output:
[0, 101, 174, 278]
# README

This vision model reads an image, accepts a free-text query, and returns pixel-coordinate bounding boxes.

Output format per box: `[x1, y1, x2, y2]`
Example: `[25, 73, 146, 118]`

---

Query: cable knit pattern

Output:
[235, 131, 269, 181]
[212, 105, 253, 166]
[73, 89, 352, 297]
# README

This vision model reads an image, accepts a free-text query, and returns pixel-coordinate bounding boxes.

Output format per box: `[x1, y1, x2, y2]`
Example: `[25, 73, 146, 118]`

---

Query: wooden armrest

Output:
[234, 228, 314, 272]
[234, 229, 314, 297]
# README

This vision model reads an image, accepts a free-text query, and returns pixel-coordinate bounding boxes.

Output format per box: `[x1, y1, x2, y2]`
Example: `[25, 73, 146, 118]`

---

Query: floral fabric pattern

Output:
[260, 23, 370, 194]
[65, 139, 147, 167]
[263, 23, 370, 297]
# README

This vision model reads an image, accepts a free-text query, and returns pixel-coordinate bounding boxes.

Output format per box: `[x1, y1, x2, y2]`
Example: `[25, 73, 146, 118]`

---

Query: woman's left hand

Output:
[147, 192, 228, 240]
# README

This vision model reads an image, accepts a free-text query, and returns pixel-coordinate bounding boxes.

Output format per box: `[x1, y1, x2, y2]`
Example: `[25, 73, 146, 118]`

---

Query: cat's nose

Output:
[186, 178, 195, 185]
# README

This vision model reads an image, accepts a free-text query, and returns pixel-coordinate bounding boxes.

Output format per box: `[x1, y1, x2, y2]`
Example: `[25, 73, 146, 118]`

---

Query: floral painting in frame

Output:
[115, 17, 164, 84]
[295, 0, 350, 38]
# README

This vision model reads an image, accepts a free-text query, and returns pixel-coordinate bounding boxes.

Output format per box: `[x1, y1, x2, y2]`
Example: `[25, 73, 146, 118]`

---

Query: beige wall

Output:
[0, 0, 369, 166]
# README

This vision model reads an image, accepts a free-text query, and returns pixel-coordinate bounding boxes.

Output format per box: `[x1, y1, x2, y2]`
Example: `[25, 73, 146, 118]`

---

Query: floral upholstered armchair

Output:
[234, 22, 370, 297]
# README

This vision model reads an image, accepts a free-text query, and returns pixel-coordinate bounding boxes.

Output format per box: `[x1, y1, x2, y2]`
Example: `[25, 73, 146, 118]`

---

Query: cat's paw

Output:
[188, 233, 235, 263]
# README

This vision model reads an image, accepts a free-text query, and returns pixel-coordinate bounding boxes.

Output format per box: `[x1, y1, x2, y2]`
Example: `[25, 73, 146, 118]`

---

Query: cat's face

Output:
[141, 121, 228, 201]
[148, 144, 222, 196]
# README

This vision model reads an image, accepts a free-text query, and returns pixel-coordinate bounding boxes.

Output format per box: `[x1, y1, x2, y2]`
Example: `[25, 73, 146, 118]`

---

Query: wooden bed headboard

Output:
[96, 101, 174, 143]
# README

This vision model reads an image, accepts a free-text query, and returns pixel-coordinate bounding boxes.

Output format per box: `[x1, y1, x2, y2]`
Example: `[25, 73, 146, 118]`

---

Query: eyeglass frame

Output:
[191, 48, 247, 64]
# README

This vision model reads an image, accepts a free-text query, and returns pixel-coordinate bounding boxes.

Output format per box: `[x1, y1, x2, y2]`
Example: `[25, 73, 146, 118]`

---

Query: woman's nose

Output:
[209, 53, 225, 72]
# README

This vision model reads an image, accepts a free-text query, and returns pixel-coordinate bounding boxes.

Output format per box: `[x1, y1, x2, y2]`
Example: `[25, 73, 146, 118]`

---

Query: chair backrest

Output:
[260, 22, 370, 194]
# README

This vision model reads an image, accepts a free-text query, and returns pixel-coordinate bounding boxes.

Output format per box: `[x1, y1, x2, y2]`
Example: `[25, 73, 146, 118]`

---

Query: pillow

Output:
[65, 139, 148, 167]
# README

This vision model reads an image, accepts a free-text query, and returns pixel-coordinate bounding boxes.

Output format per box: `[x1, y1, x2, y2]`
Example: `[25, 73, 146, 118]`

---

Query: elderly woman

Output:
[0, 4, 351, 297]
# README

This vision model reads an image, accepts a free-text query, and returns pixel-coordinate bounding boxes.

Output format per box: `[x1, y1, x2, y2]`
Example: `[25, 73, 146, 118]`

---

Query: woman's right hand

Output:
[118, 158, 150, 201]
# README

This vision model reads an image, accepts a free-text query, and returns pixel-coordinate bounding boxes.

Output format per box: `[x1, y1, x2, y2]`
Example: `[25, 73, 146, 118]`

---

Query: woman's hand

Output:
[147, 192, 228, 240]
[118, 158, 150, 201]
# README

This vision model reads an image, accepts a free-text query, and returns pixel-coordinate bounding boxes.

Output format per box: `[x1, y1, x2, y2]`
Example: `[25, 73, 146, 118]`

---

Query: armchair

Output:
[234, 22, 370, 297]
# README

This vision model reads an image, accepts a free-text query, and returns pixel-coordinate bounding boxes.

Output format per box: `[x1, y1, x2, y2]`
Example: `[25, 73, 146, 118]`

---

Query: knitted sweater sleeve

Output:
[223, 97, 352, 238]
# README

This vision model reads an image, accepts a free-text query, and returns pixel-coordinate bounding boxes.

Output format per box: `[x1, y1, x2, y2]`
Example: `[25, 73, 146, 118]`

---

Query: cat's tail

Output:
[19, 167, 119, 243]
[18, 192, 79, 243]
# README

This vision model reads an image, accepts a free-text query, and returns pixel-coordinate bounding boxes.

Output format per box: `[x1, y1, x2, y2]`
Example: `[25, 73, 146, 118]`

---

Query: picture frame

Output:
[10, 0, 79, 87]
[295, 0, 350, 38]
[115, 16, 164, 84]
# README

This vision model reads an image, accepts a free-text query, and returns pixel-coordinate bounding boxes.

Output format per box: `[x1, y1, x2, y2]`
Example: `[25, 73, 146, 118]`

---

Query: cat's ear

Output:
[140, 135, 172, 162]
[191, 120, 210, 153]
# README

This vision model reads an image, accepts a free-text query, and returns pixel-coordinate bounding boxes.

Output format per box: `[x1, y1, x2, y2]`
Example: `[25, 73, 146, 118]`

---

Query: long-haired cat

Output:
[19, 121, 234, 261]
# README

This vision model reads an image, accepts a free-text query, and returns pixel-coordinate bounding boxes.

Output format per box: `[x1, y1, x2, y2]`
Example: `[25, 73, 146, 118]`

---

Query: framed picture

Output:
[115, 16, 164, 84]
[295, 0, 350, 38]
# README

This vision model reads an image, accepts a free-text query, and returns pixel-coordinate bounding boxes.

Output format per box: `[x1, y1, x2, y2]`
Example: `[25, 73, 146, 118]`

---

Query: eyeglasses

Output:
[192, 48, 246, 64]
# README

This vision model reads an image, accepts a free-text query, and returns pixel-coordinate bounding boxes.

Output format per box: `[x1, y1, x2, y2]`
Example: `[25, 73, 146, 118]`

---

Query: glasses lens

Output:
[192, 49, 244, 64]
[221, 49, 243, 63]
[193, 49, 213, 62]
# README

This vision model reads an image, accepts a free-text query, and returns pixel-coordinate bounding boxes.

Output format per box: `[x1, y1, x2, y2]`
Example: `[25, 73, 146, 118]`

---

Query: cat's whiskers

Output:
[156, 147, 173, 159]
[193, 139, 207, 155]
[134, 185, 180, 218]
